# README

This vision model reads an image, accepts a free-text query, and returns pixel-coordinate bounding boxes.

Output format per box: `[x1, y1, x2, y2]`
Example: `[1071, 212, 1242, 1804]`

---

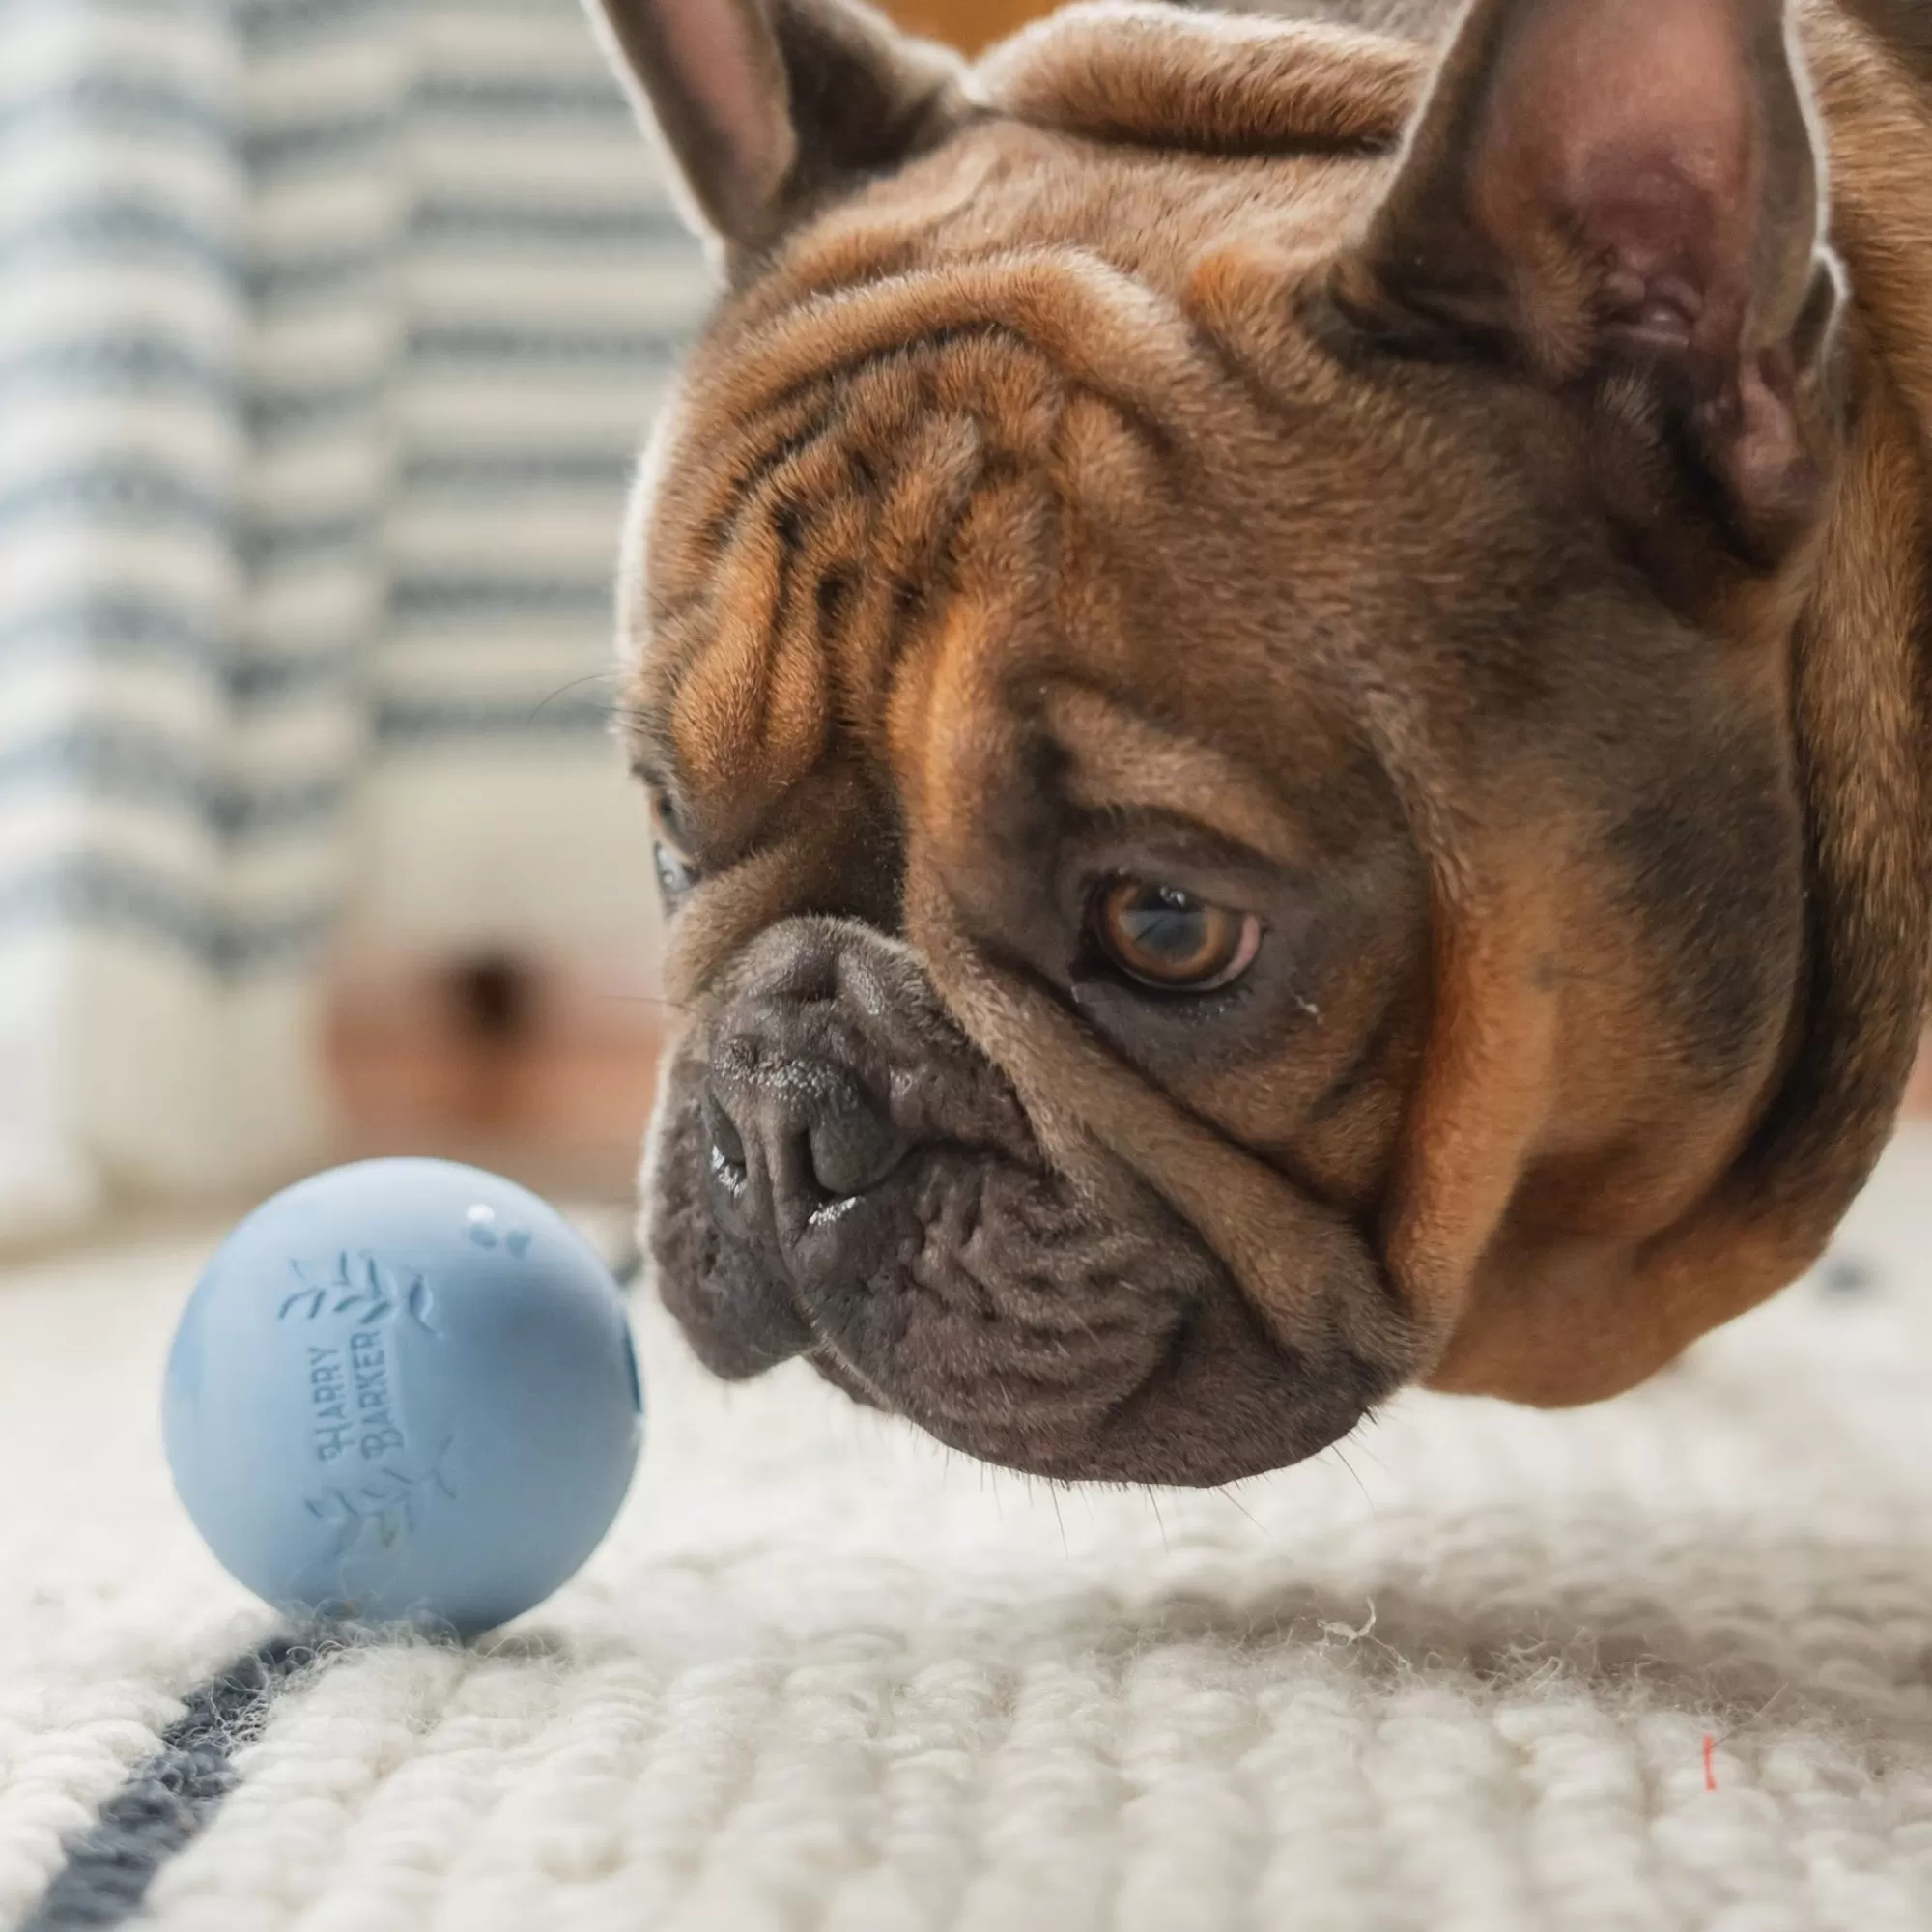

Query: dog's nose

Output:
[701, 1035, 910, 1241]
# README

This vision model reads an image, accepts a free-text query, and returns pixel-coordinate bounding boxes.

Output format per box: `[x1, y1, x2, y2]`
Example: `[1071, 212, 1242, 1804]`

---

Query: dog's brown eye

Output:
[1091, 879, 1260, 992]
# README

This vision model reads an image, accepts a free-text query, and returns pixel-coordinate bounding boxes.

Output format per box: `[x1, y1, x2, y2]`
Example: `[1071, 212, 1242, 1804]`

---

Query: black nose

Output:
[702, 1037, 910, 1242]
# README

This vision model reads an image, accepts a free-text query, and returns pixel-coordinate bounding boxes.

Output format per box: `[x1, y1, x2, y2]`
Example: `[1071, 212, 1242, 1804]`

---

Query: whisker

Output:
[598, 992, 696, 1015]
[1330, 1443, 1376, 1516]
[526, 669, 621, 724]
[1145, 1486, 1170, 1554]
[1220, 1487, 1263, 1531]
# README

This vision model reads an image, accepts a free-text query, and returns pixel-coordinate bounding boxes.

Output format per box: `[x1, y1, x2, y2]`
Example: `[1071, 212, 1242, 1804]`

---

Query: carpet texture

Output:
[4, 1135, 1932, 1931]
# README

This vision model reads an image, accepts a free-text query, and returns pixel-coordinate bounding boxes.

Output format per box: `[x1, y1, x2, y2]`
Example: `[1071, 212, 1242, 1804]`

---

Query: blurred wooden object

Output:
[880, 0, 1059, 54]
[327, 953, 662, 1205]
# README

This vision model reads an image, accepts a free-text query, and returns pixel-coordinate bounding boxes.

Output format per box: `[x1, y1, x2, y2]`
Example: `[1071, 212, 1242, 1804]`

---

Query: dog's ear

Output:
[583, 0, 968, 257]
[1339, 0, 1840, 554]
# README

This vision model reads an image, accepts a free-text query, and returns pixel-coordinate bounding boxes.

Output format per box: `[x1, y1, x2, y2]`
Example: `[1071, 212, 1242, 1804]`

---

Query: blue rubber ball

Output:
[164, 1159, 643, 1636]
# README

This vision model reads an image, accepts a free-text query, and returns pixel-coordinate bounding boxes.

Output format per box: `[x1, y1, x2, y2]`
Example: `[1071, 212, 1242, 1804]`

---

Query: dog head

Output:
[590, 0, 1932, 1482]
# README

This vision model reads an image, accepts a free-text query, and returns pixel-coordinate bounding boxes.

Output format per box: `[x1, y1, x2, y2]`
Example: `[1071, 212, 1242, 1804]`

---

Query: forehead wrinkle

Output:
[885, 552, 1016, 856]
[668, 382, 985, 810]
[650, 238, 1209, 853]
[668, 560, 776, 808]
[977, 5, 1425, 152]
[666, 410, 836, 609]
[1039, 680, 1310, 867]
[645, 386, 874, 820]
[824, 415, 988, 765]
[871, 411, 986, 585]
[693, 245, 1223, 460]
[677, 344, 1074, 792]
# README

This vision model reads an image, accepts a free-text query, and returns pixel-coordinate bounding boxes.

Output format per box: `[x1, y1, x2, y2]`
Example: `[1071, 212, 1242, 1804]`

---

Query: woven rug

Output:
[4, 1141, 1932, 1932]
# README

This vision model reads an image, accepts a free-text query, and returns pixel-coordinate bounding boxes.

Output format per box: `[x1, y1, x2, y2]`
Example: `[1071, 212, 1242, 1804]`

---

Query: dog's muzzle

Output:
[646, 919, 1386, 1484]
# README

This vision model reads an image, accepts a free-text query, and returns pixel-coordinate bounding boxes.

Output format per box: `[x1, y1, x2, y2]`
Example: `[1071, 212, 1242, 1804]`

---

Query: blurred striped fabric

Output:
[0, 0, 703, 1238]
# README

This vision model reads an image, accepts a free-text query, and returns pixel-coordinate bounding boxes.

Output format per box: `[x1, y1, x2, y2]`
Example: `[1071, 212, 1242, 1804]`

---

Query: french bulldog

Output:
[583, 0, 1932, 1483]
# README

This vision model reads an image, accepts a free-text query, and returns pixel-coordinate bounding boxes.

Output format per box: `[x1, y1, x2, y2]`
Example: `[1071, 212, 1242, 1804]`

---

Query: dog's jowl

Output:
[586, 0, 1932, 1482]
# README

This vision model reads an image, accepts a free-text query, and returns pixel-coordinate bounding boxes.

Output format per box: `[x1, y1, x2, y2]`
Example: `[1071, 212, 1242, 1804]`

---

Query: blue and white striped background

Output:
[0, 0, 707, 1237]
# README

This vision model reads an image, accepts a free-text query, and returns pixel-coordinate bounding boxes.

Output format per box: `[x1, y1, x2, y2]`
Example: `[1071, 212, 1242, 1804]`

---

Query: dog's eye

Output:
[1089, 878, 1261, 992]
[647, 787, 697, 906]
[653, 842, 696, 904]
[647, 784, 683, 841]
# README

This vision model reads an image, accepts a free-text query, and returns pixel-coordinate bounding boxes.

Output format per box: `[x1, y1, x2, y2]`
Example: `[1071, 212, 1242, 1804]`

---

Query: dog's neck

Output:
[1800, 0, 1932, 809]
[1700, 0, 1932, 1298]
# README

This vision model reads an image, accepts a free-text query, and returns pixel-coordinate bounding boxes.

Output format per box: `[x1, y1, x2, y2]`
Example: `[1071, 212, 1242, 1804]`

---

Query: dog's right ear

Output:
[1337, 0, 1841, 562]
[583, 0, 969, 259]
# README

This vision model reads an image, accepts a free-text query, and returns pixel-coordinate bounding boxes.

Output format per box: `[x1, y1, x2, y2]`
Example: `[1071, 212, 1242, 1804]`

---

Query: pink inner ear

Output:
[652, 0, 795, 213]
[1474, 0, 1760, 352]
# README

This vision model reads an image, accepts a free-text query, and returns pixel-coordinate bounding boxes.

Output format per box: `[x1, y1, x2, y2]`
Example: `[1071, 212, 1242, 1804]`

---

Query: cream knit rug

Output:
[4, 1136, 1932, 1931]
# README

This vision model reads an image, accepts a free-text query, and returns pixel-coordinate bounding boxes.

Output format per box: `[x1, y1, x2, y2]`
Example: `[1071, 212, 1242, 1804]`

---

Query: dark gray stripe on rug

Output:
[20, 1636, 317, 1931]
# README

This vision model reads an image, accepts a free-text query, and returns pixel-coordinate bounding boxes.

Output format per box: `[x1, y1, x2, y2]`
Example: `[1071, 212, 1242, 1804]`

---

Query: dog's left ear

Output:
[1340, 0, 1841, 556]
[583, 0, 967, 261]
